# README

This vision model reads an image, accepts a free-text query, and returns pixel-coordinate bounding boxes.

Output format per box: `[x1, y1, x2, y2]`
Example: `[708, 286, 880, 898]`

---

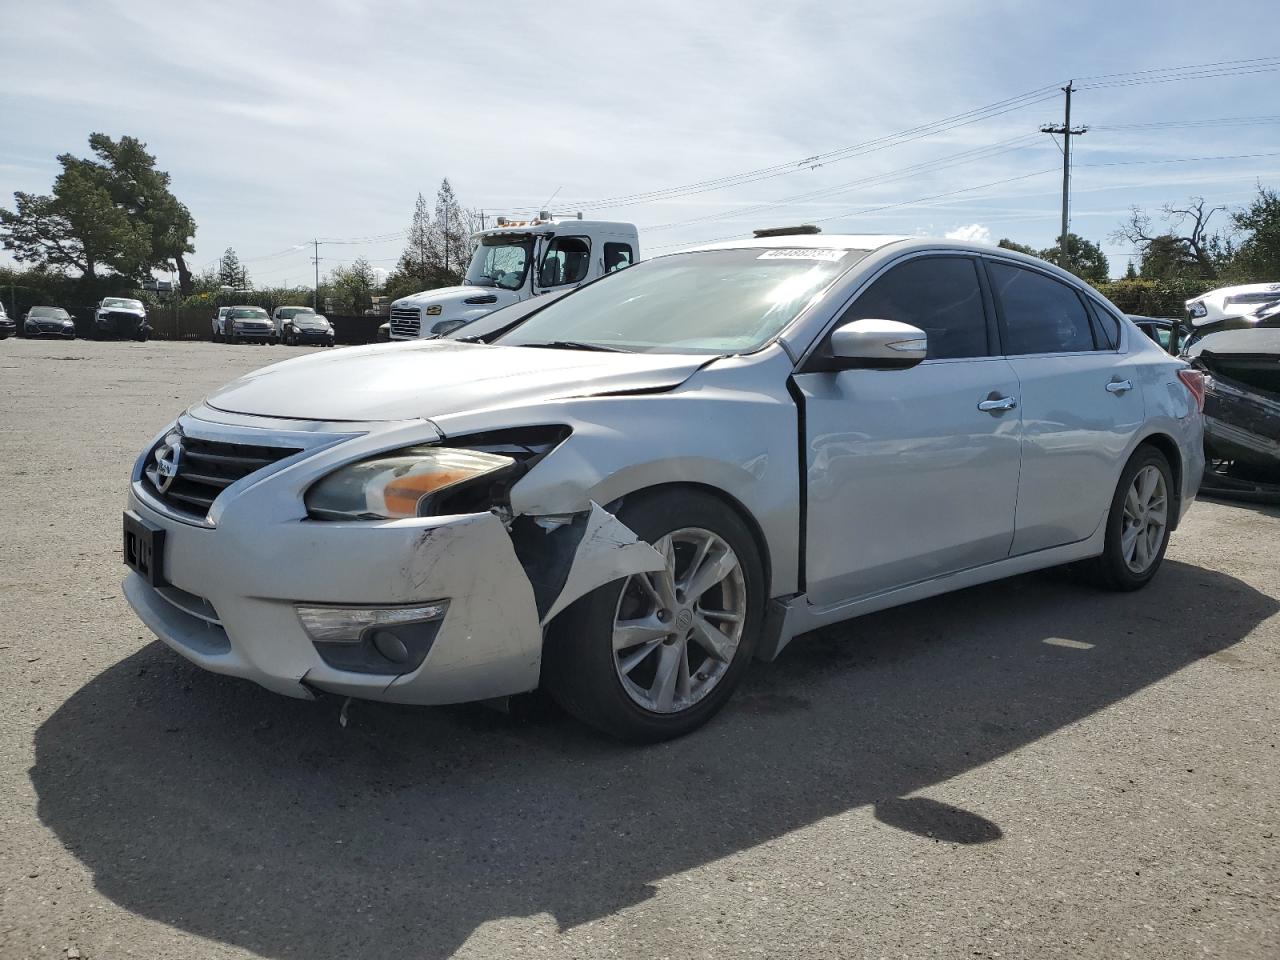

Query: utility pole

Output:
[312, 239, 320, 311]
[1041, 81, 1087, 272]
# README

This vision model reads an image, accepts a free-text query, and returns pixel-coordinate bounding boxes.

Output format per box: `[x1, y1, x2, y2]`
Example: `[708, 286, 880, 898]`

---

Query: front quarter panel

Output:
[447, 348, 804, 597]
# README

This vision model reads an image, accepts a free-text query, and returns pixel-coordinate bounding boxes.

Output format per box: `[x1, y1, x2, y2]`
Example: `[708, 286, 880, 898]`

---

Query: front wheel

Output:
[543, 490, 764, 742]
[1084, 445, 1174, 591]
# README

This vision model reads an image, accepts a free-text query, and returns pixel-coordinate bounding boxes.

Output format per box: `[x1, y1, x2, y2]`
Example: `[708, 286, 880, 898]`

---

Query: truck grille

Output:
[390, 307, 421, 338]
[143, 433, 301, 519]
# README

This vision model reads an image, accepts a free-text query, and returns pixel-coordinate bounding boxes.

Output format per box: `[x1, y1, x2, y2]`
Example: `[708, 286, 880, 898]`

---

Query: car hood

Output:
[204, 340, 709, 422]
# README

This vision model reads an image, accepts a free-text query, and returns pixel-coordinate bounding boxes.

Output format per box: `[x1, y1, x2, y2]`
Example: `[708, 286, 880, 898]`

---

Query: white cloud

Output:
[944, 223, 992, 244]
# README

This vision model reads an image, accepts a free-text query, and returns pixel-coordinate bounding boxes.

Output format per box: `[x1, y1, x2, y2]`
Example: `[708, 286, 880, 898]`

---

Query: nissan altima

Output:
[121, 233, 1205, 741]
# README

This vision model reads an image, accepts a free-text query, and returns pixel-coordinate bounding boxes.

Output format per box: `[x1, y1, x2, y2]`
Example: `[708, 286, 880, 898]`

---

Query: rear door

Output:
[795, 254, 1023, 607]
[983, 259, 1144, 555]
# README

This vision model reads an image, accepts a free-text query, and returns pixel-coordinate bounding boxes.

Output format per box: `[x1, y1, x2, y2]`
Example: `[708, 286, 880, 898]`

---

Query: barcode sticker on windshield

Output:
[757, 249, 848, 262]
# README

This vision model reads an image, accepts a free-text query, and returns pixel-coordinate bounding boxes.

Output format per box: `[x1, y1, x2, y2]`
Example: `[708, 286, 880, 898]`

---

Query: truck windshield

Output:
[498, 247, 867, 355]
[465, 235, 532, 291]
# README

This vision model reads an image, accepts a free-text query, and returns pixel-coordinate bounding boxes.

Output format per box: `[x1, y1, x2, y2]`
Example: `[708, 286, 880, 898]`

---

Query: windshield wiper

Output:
[519, 340, 630, 353]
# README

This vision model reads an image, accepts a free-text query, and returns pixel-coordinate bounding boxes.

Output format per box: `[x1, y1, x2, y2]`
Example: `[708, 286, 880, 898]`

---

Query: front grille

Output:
[390, 307, 421, 338]
[144, 433, 301, 519]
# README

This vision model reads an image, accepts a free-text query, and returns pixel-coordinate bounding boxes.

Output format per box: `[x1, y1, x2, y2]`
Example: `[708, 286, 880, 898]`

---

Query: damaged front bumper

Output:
[123, 439, 664, 705]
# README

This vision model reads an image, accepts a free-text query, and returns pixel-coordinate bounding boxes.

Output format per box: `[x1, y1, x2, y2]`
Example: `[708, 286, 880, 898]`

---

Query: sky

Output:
[2, 0, 1278, 283]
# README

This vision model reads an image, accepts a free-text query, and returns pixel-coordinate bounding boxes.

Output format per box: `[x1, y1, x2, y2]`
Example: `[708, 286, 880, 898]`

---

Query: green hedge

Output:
[1088, 278, 1213, 318]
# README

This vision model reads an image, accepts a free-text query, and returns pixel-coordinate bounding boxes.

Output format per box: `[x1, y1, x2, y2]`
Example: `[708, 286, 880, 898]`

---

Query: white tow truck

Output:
[388, 214, 639, 340]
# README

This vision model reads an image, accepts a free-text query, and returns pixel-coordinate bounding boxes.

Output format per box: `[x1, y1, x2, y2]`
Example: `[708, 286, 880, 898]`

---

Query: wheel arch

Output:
[1129, 431, 1184, 529]
[610, 481, 774, 605]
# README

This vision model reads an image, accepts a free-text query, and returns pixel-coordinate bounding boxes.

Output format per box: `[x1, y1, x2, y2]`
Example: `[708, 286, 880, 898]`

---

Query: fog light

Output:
[296, 602, 448, 642]
[297, 602, 448, 676]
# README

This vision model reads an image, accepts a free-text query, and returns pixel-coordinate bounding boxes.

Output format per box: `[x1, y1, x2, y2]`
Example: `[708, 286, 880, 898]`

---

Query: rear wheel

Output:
[543, 490, 763, 742]
[1084, 445, 1174, 591]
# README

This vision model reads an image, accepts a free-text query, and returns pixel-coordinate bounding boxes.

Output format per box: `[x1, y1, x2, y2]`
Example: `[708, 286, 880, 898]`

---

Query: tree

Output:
[429, 178, 469, 280]
[83, 134, 198, 295]
[399, 192, 432, 286]
[1, 160, 147, 280]
[217, 248, 249, 289]
[328, 257, 377, 313]
[997, 238, 1038, 256]
[1123, 260, 1138, 280]
[1231, 183, 1280, 279]
[1037, 233, 1109, 282]
[0, 133, 194, 291]
[1115, 197, 1231, 281]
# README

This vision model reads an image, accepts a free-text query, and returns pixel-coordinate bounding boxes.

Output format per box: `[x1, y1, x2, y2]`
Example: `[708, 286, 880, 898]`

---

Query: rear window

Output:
[988, 262, 1096, 355]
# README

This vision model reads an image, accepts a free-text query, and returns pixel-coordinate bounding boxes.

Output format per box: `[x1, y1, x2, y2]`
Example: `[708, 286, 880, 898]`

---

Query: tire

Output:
[543, 489, 764, 742]
[1083, 445, 1174, 591]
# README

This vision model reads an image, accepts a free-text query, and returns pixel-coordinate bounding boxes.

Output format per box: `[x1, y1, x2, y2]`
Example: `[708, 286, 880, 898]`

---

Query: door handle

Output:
[977, 395, 1018, 412]
[1106, 379, 1133, 394]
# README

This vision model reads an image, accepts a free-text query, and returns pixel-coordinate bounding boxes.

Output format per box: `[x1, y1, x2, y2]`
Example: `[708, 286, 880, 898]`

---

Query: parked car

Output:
[121, 233, 1204, 741]
[1187, 326, 1280, 501]
[23, 306, 76, 339]
[271, 306, 317, 342]
[1127, 315, 1179, 353]
[1186, 282, 1280, 328]
[0, 302, 14, 339]
[211, 307, 234, 342]
[283, 312, 335, 347]
[94, 297, 150, 341]
[223, 306, 275, 344]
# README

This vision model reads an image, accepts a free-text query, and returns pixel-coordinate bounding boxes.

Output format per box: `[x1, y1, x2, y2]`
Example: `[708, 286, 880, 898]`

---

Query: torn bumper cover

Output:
[123, 490, 664, 705]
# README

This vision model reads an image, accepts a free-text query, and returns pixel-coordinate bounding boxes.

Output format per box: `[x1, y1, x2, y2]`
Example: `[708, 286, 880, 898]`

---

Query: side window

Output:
[1085, 299, 1120, 350]
[988, 262, 1096, 354]
[604, 242, 634, 272]
[539, 237, 591, 287]
[842, 256, 989, 360]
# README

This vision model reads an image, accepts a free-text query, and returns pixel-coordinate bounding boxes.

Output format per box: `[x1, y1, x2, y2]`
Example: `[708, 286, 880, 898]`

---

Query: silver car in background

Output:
[121, 234, 1205, 741]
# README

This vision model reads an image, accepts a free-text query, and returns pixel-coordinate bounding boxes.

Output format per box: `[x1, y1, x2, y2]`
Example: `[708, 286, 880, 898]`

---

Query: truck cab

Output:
[388, 216, 638, 340]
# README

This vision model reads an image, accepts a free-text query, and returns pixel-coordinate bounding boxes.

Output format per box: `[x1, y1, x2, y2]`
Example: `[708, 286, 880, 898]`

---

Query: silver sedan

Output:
[121, 234, 1204, 741]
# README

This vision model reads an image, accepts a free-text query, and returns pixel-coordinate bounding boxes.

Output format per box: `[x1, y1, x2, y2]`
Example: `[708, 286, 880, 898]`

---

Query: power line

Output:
[1076, 54, 1280, 83]
[641, 134, 1047, 233]
[647, 167, 1059, 252]
[567, 84, 1063, 211]
[1079, 149, 1280, 167]
[1089, 115, 1280, 131]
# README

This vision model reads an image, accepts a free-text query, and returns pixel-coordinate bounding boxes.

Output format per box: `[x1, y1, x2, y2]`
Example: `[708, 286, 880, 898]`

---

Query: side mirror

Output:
[819, 318, 927, 371]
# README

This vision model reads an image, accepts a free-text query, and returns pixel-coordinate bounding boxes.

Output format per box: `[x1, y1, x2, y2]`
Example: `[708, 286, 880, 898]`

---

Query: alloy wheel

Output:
[612, 527, 747, 714]
[1121, 464, 1168, 574]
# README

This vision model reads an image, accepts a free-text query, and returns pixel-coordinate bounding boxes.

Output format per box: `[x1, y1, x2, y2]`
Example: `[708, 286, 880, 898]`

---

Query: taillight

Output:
[1177, 368, 1205, 413]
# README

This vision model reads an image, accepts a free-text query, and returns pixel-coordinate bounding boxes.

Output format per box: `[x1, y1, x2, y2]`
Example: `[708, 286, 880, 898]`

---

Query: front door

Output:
[795, 254, 1023, 608]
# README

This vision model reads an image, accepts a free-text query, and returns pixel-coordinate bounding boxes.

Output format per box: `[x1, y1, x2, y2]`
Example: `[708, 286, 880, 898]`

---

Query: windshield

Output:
[277, 307, 313, 319]
[465, 235, 532, 291]
[30, 306, 69, 318]
[231, 308, 269, 319]
[498, 247, 866, 355]
[103, 298, 142, 310]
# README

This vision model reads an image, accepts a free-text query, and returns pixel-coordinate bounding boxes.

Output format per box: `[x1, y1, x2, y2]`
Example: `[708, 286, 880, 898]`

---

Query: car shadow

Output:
[31, 559, 1275, 959]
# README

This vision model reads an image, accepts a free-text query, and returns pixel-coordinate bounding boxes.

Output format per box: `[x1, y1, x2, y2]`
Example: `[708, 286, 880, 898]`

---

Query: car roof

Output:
[677, 233, 912, 254]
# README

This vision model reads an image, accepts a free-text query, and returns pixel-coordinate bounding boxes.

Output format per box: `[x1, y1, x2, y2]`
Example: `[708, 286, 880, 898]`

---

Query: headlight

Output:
[305, 446, 515, 521]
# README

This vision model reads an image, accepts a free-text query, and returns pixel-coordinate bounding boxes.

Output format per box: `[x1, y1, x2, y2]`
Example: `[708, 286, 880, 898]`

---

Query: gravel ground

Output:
[0, 338, 1276, 960]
